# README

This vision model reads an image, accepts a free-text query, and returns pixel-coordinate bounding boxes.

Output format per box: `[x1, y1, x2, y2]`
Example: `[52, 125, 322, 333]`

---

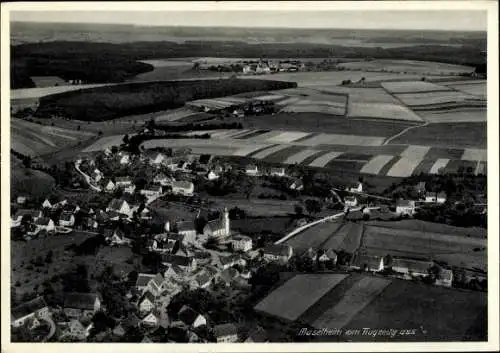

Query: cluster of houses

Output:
[394, 182, 448, 217]
[198, 59, 305, 75]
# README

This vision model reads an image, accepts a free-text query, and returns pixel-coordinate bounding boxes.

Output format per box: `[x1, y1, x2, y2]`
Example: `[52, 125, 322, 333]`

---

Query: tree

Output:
[305, 199, 322, 216]
[123, 134, 129, 144]
[294, 205, 304, 218]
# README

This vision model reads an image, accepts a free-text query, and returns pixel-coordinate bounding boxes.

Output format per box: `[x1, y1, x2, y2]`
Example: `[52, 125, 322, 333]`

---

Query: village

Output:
[11, 137, 487, 343]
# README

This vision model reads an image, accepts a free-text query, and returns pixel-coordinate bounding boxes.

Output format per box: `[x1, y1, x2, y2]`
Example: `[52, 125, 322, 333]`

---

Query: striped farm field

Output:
[381, 80, 450, 93]
[334, 152, 373, 162]
[394, 91, 480, 107]
[418, 108, 486, 123]
[154, 107, 198, 122]
[400, 145, 431, 159]
[462, 148, 487, 162]
[447, 82, 486, 98]
[411, 159, 440, 175]
[253, 94, 286, 101]
[425, 147, 467, 160]
[386, 157, 422, 177]
[442, 160, 477, 174]
[251, 144, 292, 159]
[247, 130, 284, 142]
[234, 129, 270, 139]
[275, 97, 301, 106]
[283, 148, 323, 164]
[321, 222, 364, 253]
[429, 158, 450, 174]
[297, 133, 386, 147]
[312, 277, 392, 329]
[232, 143, 273, 156]
[263, 145, 308, 163]
[324, 160, 365, 173]
[314, 86, 401, 104]
[254, 274, 348, 322]
[348, 102, 422, 122]
[360, 155, 395, 175]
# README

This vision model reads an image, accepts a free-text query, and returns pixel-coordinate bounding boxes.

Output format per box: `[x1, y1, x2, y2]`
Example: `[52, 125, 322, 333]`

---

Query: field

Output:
[285, 221, 343, 253]
[312, 276, 392, 329]
[337, 60, 474, 75]
[11, 163, 55, 200]
[254, 274, 348, 321]
[82, 134, 129, 152]
[321, 222, 364, 253]
[381, 80, 451, 93]
[314, 86, 401, 104]
[344, 279, 487, 341]
[445, 81, 487, 99]
[30, 76, 67, 88]
[394, 91, 482, 107]
[389, 122, 486, 149]
[418, 108, 486, 123]
[360, 225, 487, 270]
[347, 102, 422, 121]
[231, 217, 295, 238]
[11, 83, 113, 100]
[11, 118, 97, 156]
[366, 220, 487, 239]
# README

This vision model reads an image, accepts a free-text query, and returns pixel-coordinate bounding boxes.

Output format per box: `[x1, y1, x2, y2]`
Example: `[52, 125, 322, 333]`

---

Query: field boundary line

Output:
[382, 122, 429, 145]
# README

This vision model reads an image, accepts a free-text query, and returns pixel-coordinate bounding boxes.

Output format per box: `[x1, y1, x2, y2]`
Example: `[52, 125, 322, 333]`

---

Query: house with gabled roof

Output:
[214, 323, 239, 343]
[244, 326, 268, 342]
[140, 185, 163, 199]
[154, 173, 173, 186]
[231, 235, 253, 252]
[176, 220, 197, 241]
[42, 198, 52, 209]
[203, 208, 230, 239]
[178, 305, 207, 329]
[425, 191, 447, 204]
[138, 291, 156, 314]
[103, 179, 116, 192]
[395, 199, 416, 216]
[119, 153, 130, 165]
[135, 273, 166, 297]
[263, 244, 293, 263]
[141, 311, 160, 328]
[35, 217, 55, 232]
[63, 292, 101, 319]
[115, 176, 132, 187]
[11, 209, 42, 228]
[435, 268, 453, 288]
[391, 257, 434, 277]
[106, 199, 132, 217]
[288, 178, 304, 191]
[11, 296, 50, 328]
[350, 253, 384, 272]
[104, 228, 132, 246]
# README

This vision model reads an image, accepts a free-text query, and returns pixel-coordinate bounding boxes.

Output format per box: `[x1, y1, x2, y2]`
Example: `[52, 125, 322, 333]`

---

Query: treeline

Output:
[154, 121, 243, 133]
[34, 79, 296, 121]
[12, 41, 486, 88]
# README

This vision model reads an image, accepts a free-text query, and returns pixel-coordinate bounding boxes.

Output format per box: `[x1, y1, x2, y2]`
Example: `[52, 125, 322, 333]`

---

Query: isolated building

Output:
[395, 199, 416, 216]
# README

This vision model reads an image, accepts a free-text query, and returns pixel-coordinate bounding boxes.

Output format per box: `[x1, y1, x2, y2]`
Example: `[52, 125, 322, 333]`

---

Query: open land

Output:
[285, 221, 343, 254]
[337, 59, 475, 75]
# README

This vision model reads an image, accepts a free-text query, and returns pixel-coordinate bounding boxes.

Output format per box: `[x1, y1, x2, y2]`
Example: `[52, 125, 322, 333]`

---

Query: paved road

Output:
[42, 315, 56, 342]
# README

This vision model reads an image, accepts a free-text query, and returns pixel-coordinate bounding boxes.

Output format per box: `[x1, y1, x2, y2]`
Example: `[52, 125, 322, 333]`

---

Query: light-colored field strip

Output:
[312, 276, 392, 329]
[283, 149, 321, 164]
[155, 108, 197, 122]
[254, 274, 348, 322]
[83, 135, 128, 152]
[11, 140, 36, 156]
[11, 125, 57, 147]
[297, 133, 384, 147]
[282, 104, 346, 115]
[462, 148, 487, 162]
[266, 131, 312, 143]
[223, 129, 253, 139]
[386, 157, 422, 177]
[11, 83, 112, 100]
[233, 144, 273, 156]
[247, 130, 284, 142]
[252, 144, 292, 159]
[209, 129, 245, 139]
[253, 94, 286, 101]
[216, 96, 248, 104]
[275, 97, 300, 106]
[231, 129, 262, 139]
[309, 151, 344, 167]
[400, 145, 431, 159]
[348, 102, 423, 122]
[381, 80, 451, 93]
[360, 155, 395, 175]
[429, 158, 450, 174]
[43, 131, 78, 141]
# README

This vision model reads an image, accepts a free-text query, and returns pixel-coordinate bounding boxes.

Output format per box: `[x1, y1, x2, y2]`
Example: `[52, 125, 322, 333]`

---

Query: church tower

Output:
[223, 207, 230, 237]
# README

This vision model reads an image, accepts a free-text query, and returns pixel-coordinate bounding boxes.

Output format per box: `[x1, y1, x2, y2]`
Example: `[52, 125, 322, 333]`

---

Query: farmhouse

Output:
[350, 253, 384, 272]
[11, 209, 42, 227]
[310, 248, 338, 265]
[104, 228, 132, 246]
[63, 203, 80, 214]
[119, 153, 130, 165]
[106, 199, 132, 217]
[269, 167, 286, 177]
[171, 180, 195, 196]
[245, 164, 259, 176]
[104, 179, 116, 192]
[135, 273, 166, 297]
[63, 292, 101, 319]
[395, 199, 416, 216]
[231, 235, 253, 252]
[263, 244, 293, 263]
[192, 272, 214, 289]
[11, 296, 50, 328]
[115, 176, 132, 187]
[146, 151, 166, 166]
[176, 220, 197, 241]
[59, 212, 76, 227]
[141, 312, 160, 328]
[346, 182, 363, 193]
[391, 257, 434, 277]
[42, 199, 52, 209]
[344, 196, 358, 208]
[123, 184, 136, 194]
[203, 208, 230, 239]
[288, 178, 304, 191]
[435, 268, 454, 288]
[35, 217, 55, 232]
[178, 305, 207, 329]
[214, 323, 239, 343]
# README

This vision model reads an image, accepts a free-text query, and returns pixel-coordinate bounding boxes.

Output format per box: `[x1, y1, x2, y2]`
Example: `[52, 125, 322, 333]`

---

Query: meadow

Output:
[337, 59, 474, 75]
[394, 90, 481, 107]
[284, 221, 343, 254]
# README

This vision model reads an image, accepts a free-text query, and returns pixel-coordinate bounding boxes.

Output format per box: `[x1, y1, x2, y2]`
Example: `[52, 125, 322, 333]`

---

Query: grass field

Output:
[321, 222, 364, 253]
[11, 163, 55, 200]
[312, 276, 392, 329]
[314, 86, 401, 104]
[417, 108, 486, 123]
[254, 274, 348, 321]
[231, 216, 295, 238]
[285, 221, 343, 253]
[394, 91, 480, 107]
[446, 82, 487, 99]
[388, 122, 486, 149]
[361, 225, 487, 270]
[381, 80, 451, 93]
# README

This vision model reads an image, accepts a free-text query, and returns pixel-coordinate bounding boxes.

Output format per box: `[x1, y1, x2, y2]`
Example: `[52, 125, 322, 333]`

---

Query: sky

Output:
[10, 9, 487, 31]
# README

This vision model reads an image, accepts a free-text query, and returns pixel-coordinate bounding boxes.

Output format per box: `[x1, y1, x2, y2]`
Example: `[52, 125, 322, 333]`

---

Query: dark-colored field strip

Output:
[293, 132, 322, 142]
[376, 156, 402, 176]
[300, 150, 335, 165]
[227, 129, 259, 139]
[264, 145, 308, 164]
[246, 143, 280, 158]
[334, 152, 373, 162]
[316, 144, 408, 155]
[444, 160, 478, 174]
[425, 147, 465, 160]
[324, 160, 365, 173]
[297, 274, 365, 325]
[234, 129, 270, 139]
[412, 159, 439, 175]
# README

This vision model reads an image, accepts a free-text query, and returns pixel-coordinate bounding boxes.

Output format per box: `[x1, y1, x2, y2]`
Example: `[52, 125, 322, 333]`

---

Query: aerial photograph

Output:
[6, 2, 492, 346]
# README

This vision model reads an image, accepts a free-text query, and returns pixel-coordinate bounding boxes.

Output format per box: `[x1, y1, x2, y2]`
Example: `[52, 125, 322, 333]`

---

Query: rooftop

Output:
[214, 323, 238, 337]
[11, 296, 48, 320]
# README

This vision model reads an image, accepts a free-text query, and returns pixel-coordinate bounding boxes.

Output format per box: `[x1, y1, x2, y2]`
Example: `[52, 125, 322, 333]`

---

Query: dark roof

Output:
[392, 257, 434, 273]
[64, 292, 99, 310]
[123, 313, 141, 329]
[116, 176, 131, 183]
[107, 198, 126, 210]
[214, 323, 238, 337]
[176, 220, 196, 232]
[136, 273, 156, 287]
[63, 203, 79, 212]
[162, 254, 193, 267]
[139, 291, 156, 305]
[12, 296, 48, 320]
[245, 326, 267, 342]
[220, 268, 239, 283]
[195, 272, 213, 287]
[198, 155, 212, 165]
